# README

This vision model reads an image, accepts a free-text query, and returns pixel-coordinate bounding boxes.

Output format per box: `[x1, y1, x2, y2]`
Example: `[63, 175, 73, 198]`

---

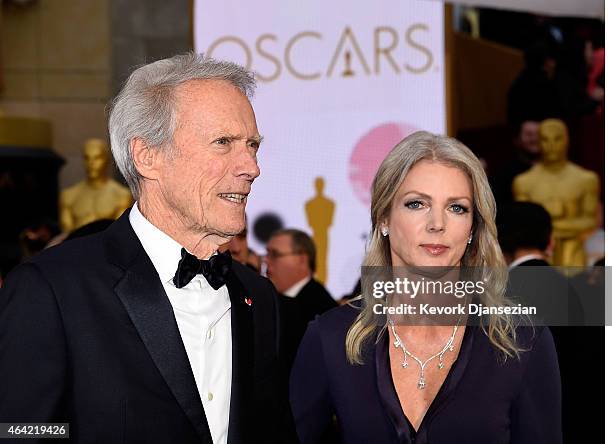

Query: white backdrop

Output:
[194, 0, 446, 297]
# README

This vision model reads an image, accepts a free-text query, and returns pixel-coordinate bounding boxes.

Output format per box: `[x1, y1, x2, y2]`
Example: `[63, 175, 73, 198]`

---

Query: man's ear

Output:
[131, 138, 159, 180]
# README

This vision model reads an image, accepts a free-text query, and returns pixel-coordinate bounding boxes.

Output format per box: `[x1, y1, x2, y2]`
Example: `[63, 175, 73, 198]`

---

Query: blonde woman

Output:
[290, 132, 561, 443]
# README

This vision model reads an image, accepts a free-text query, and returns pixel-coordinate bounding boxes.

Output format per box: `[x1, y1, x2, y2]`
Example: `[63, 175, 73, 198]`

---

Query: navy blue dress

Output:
[289, 304, 561, 443]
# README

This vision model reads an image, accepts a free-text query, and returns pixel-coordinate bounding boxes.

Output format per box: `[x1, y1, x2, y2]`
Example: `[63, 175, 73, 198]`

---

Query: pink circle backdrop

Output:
[349, 122, 418, 206]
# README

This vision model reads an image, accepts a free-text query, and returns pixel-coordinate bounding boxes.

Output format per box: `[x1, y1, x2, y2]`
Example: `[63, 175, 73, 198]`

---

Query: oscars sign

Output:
[194, 0, 446, 297]
[203, 25, 436, 82]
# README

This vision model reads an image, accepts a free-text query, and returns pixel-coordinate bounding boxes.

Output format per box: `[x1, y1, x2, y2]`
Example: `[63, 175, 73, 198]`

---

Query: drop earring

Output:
[467, 233, 473, 245]
[381, 226, 389, 237]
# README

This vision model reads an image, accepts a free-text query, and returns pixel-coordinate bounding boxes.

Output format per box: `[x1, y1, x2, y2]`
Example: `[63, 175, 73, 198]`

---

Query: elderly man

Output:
[0, 53, 296, 444]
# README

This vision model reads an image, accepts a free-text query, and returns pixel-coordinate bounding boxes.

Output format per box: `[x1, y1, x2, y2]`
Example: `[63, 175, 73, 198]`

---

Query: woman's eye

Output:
[215, 137, 230, 145]
[405, 200, 423, 209]
[450, 204, 468, 214]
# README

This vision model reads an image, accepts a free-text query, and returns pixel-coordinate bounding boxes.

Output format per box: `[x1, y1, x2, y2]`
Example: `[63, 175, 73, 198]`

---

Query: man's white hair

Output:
[108, 52, 256, 199]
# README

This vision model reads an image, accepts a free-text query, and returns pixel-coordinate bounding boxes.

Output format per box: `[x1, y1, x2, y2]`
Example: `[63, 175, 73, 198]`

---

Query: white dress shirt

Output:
[129, 204, 231, 444]
[283, 276, 311, 298]
[508, 254, 547, 270]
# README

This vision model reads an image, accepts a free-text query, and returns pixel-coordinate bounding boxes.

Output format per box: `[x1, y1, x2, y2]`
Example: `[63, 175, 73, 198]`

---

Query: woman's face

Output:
[384, 160, 474, 268]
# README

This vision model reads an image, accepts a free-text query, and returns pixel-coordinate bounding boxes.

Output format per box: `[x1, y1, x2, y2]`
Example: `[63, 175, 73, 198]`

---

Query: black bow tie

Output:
[173, 248, 232, 290]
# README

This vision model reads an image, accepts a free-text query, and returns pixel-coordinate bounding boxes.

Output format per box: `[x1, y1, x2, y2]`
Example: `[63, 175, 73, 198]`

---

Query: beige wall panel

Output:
[0, 100, 43, 118]
[40, 72, 110, 100]
[40, 101, 108, 154]
[39, 0, 110, 70]
[2, 3, 39, 70]
[1, 72, 39, 99]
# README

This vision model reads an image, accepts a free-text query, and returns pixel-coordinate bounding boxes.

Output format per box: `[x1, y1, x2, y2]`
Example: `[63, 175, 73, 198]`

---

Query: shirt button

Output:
[207, 392, 213, 401]
[207, 329, 213, 340]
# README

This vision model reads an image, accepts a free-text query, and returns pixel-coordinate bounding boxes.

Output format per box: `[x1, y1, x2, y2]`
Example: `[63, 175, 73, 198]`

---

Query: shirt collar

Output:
[129, 203, 184, 284]
[284, 275, 311, 298]
[508, 253, 547, 270]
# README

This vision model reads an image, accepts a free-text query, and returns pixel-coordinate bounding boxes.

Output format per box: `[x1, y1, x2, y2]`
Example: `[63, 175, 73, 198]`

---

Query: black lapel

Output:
[104, 210, 213, 443]
[225, 265, 254, 444]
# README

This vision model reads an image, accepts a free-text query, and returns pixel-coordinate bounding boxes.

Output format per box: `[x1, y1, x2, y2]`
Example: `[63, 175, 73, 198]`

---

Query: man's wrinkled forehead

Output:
[174, 78, 248, 104]
[172, 79, 257, 130]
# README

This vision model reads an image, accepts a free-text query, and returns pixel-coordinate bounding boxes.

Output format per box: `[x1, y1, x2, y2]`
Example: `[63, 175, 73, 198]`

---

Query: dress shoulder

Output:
[312, 300, 363, 333]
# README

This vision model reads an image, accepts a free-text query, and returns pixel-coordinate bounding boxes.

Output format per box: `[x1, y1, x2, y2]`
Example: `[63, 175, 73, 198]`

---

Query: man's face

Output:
[539, 120, 568, 164]
[265, 234, 307, 293]
[84, 143, 109, 180]
[518, 121, 540, 155]
[153, 79, 261, 238]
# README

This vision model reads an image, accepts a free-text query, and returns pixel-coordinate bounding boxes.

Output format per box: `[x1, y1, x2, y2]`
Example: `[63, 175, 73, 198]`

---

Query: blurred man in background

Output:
[497, 201, 599, 444]
[266, 229, 337, 367]
[219, 225, 262, 274]
[491, 119, 540, 204]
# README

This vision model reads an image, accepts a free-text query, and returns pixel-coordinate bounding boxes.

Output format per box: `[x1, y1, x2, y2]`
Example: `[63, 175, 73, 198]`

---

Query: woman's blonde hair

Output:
[346, 131, 521, 364]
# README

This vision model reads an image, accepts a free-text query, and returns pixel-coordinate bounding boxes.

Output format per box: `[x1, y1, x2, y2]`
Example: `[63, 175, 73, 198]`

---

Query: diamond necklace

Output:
[389, 320, 458, 390]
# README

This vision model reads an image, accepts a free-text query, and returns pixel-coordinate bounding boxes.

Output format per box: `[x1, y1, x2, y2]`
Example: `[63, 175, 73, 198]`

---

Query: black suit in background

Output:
[508, 259, 604, 443]
[294, 278, 337, 324]
[0, 211, 297, 444]
[279, 279, 339, 444]
[507, 258, 584, 324]
[279, 278, 337, 370]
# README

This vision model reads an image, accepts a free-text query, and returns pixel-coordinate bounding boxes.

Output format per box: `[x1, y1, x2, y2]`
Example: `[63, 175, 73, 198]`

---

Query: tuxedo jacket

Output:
[0, 211, 297, 443]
